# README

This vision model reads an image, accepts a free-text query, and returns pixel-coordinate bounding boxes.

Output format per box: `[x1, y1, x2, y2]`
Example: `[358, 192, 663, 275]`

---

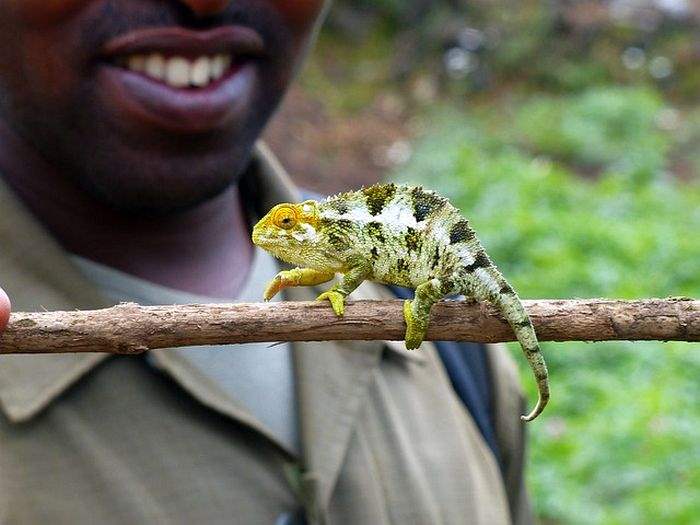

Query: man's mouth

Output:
[97, 26, 266, 134]
[118, 53, 234, 89]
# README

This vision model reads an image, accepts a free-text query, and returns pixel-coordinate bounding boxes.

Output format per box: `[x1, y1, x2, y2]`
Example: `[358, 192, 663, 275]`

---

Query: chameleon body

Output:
[252, 183, 549, 421]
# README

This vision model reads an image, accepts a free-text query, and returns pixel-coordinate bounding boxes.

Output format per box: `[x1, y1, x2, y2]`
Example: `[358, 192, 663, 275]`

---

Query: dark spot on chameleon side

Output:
[517, 319, 533, 328]
[366, 221, 385, 244]
[328, 199, 349, 215]
[320, 218, 352, 249]
[396, 258, 410, 273]
[371, 247, 380, 260]
[333, 218, 353, 230]
[430, 245, 441, 270]
[440, 280, 454, 294]
[327, 232, 344, 249]
[362, 183, 396, 216]
[499, 282, 516, 295]
[465, 251, 491, 272]
[449, 220, 475, 244]
[405, 227, 421, 253]
[410, 186, 446, 222]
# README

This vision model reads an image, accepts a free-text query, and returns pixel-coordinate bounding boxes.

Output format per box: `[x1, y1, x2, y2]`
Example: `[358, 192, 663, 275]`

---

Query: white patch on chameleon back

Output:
[323, 205, 372, 223]
[454, 245, 476, 266]
[377, 202, 418, 230]
[347, 206, 374, 222]
[323, 195, 420, 232]
[473, 267, 500, 295]
[432, 224, 451, 245]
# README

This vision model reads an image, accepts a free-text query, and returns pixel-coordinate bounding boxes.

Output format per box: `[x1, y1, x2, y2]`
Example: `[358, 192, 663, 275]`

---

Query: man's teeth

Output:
[125, 53, 233, 88]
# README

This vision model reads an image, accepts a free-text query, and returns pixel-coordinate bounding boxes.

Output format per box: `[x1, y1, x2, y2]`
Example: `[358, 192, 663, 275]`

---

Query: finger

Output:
[0, 288, 11, 332]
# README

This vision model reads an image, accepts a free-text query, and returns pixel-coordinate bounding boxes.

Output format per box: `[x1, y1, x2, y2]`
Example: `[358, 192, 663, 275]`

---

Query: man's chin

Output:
[56, 132, 258, 215]
[75, 167, 242, 216]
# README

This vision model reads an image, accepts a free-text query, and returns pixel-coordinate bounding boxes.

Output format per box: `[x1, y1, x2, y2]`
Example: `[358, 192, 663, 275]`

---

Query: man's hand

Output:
[0, 287, 10, 332]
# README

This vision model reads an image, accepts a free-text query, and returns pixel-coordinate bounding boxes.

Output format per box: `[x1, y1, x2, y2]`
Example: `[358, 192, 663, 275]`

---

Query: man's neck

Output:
[0, 123, 254, 298]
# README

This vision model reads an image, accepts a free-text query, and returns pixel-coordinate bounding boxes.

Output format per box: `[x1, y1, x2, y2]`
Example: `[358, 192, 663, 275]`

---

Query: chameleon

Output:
[252, 183, 549, 421]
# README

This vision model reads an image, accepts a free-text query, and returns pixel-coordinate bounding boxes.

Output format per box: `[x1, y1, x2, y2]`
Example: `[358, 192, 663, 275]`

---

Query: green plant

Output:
[514, 87, 670, 180]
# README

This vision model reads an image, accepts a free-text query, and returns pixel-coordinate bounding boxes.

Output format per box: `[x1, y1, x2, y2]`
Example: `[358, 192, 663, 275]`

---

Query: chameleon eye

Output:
[273, 206, 298, 230]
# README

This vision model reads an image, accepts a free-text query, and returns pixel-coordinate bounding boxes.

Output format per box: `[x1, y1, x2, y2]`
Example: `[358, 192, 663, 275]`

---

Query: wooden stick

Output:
[0, 298, 697, 355]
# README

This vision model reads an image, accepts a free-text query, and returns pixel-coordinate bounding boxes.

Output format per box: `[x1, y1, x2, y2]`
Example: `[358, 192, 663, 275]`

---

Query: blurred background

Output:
[265, 1, 700, 523]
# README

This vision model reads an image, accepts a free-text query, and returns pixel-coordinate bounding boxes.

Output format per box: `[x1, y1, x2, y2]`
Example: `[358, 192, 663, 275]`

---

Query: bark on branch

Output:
[0, 298, 697, 355]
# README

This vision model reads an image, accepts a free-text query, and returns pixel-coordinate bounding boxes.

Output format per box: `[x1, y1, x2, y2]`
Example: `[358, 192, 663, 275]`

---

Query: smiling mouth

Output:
[98, 26, 266, 133]
[117, 53, 236, 89]
[102, 26, 265, 90]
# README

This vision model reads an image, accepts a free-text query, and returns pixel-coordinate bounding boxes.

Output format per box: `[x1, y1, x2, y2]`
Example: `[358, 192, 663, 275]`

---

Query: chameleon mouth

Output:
[251, 224, 268, 246]
[251, 232, 282, 255]
[251, 232, 269, 247]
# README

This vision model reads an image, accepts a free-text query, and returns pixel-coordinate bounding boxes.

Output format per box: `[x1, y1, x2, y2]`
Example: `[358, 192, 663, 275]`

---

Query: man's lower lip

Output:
[97, 62, 257, 134]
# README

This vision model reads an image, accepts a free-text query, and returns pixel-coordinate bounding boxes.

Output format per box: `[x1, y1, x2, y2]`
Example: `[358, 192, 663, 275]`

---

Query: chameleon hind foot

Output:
[403, 300, 427, 350]
[317, 290, 346, 316]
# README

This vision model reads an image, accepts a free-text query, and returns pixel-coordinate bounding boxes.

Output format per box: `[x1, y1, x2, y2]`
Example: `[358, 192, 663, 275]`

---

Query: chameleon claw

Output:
[403, 300, 426, 350]
[263, 275, 284, 302]
[263, 285, 278, 302]
[264, 269, 303, 301]
[317, 290, 345, 316]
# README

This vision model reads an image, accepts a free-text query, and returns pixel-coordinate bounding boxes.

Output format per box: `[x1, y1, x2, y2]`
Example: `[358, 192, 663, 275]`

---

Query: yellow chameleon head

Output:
[252, 200, 321, 266]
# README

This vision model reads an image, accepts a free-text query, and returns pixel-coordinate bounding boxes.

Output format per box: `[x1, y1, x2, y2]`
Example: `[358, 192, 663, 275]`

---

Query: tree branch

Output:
[0, 299, 697, 355]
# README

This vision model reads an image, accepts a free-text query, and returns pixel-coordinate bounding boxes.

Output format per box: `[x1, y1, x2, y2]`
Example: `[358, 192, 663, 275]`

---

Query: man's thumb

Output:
[0, 288, 11, 332]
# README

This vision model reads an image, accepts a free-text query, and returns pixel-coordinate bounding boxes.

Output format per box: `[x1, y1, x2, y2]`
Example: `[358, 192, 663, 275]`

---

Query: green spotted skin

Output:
[253, 183, 550, 421]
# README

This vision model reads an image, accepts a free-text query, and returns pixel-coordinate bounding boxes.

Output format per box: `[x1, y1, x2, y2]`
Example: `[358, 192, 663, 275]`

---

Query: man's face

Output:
[0, 0, 326, 212]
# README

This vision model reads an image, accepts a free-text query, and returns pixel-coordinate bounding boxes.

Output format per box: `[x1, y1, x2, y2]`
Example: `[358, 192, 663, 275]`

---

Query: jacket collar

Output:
[0, 170, 112, 422]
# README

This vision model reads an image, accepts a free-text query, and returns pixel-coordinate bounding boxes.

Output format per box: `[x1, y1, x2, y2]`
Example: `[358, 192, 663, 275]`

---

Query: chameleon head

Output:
[252, 200, 322, 266]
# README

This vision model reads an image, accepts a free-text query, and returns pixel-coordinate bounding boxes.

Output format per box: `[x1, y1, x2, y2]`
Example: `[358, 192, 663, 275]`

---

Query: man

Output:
[0, 1, 532, 523]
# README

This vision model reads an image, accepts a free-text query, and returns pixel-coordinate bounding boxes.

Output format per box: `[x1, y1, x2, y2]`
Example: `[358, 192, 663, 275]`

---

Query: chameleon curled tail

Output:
[402, 262, 549, 422]
[484, 281, 549, 422]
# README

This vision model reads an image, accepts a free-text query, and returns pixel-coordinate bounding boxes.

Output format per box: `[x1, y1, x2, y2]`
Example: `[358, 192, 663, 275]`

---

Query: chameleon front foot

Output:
[264, 268, 335, 301]
[263, 271, 294, 301]
[403, 300, 427, 350]
[317, 290, 346, 316]
[264, 268, 310, 301]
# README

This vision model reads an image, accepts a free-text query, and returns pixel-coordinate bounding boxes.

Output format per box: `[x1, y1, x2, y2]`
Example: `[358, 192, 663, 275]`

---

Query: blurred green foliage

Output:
[394, 86, 700, 524]
[514, 88, 670, 179]
[331, 0, 699, 100]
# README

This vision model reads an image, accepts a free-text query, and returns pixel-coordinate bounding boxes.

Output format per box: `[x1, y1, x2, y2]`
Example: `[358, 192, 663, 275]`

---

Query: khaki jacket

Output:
[0, 143, 533, 524]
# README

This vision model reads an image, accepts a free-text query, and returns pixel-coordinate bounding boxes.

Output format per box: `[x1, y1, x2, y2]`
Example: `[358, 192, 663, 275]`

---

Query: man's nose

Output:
[177, 0, 231, 17]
